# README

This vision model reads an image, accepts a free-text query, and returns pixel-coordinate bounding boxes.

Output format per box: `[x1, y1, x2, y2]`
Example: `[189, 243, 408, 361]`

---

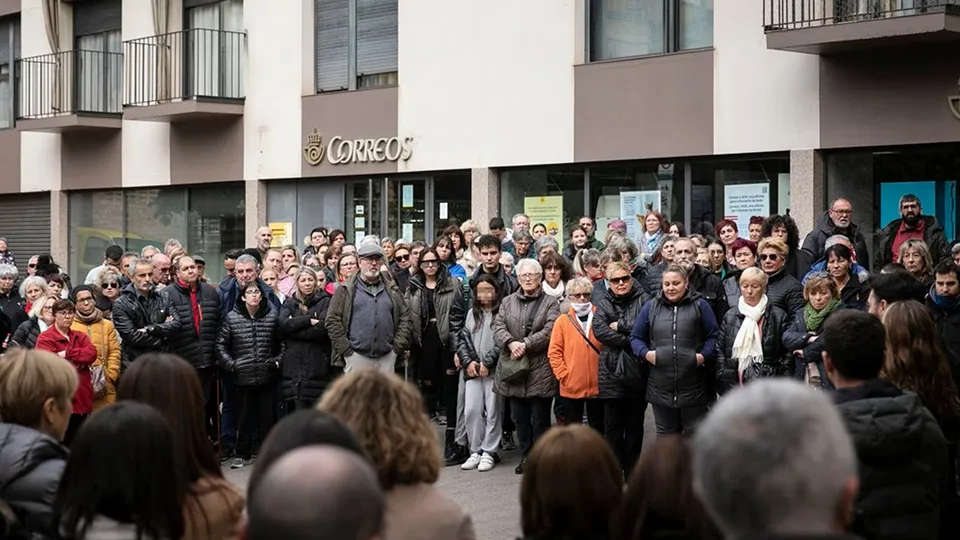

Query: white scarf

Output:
[570, 305, 594, 340]
[542, 280, 564, 299]
[733, 295, 768, 376]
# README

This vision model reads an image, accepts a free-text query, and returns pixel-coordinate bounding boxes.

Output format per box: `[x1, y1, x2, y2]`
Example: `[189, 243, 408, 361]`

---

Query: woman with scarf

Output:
[715, 268, 791, 395]
[547, 277, 604, 433]
[783, 274, 842, 389]
[69, 286, 121, 411]
[278, 267, 333, 414]
[539, 251, 571, 311]
[638, 211, 667, 264]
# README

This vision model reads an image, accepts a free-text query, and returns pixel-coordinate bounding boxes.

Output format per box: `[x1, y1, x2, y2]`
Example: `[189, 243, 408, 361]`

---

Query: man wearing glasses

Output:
[876, 194, 950, 270]
[801, 199, 870, 273]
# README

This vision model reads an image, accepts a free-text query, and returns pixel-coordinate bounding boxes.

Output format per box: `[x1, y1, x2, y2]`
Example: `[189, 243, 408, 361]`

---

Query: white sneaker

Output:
[461, 452, 482, 470]
[478, 453, 496, 472]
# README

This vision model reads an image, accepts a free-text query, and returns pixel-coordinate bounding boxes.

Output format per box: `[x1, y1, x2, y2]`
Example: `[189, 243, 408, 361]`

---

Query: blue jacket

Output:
[802, 260, 869, 285]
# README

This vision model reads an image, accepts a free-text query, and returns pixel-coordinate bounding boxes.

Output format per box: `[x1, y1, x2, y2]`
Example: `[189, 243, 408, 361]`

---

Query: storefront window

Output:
[345, 179, 385, 245]
[434, 172, 472, 235]
[589, 0, 713, 61]
[69, 190, 125, 282]
[827, 146, 960, 262]
[590, 162, 684, 240]
[188, 184, 245, 284]
[386, 178, 425, 242]
[500, 168, 585, 241]
[690, 158, 789, 238]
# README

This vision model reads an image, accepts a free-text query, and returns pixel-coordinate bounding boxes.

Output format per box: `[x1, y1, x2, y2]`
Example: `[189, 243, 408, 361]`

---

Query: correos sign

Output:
[303, 129, 413, 166]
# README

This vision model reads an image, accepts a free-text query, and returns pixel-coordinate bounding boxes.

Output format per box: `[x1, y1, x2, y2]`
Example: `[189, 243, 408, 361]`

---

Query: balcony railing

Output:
[124, 28, 245, 108]
[16, 50, 123, 120]
[764, 0, 960, 31]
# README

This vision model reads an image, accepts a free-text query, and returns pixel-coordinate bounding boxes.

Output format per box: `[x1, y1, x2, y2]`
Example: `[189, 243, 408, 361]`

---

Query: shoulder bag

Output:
[85, 325, 108, 400]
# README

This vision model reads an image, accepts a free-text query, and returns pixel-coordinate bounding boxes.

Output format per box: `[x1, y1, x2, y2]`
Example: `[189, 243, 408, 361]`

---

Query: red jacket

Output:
[36, 327, 98, 414]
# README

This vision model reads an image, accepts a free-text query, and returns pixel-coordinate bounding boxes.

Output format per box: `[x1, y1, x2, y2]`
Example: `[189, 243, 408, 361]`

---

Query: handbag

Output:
[85, 325, 108, 400]
[497, 296, 545, 384]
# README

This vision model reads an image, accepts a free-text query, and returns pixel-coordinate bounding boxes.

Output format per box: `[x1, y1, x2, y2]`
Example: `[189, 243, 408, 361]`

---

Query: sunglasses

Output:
[420, 260, 439, 267]
[759, 254, 780, 262]
[568, 292, 591, 300]
[395, 254, 410, 261]
[103, 282, 120, 289]
[609, 276, 631, 285]
[28, 264, 36, 269]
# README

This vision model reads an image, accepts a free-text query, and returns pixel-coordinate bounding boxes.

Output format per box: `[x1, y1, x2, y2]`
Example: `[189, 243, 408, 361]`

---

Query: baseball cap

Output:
[357, 243, 384, 259]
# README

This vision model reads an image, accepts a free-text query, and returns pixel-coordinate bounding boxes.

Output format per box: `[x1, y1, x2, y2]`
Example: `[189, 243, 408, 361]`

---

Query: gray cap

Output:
[357, 242, 384, 259]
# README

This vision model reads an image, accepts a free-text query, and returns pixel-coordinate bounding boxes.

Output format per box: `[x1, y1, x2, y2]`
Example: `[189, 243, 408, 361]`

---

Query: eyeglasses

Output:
[759, 254, 780, 262]
[420, 260, 439, 267]
[102, 282, 120, 289]
[568, 292, 591, 300]
[831, 209, 853, 216]
[27, 264, 36, 269]
[55, 311, 74, 318]
[609, 276, 631, 285]
[518, 273, 540, 281]
[41, 306, 53, 312]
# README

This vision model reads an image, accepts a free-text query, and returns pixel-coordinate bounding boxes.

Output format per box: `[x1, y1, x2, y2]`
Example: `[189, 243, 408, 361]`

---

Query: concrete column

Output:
[245, 180, 267, 245]
[50, 190, 68, 266]
[471, 168, 499, 233]
[789, 149, 824, 239]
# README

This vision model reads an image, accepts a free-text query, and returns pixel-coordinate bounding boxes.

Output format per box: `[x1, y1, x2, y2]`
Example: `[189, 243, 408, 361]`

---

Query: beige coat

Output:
[183, 477, 245, 540]
[384, 483, 476, 540]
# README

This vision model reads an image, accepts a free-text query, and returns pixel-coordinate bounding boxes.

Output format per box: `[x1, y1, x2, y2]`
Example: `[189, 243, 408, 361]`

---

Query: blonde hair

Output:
[566, 276, 594, 296]
[803, 274, 840, 301]
[898, 239, 934, 278]
[460, 220, 481, 235]
[318, 370, 441, 489]
[738, 267, 768, 289]
[757, 237, 789, 258]
[0, 348, 77, 428]
[29, 295, 56, 319]
[604, 261, 631, 280]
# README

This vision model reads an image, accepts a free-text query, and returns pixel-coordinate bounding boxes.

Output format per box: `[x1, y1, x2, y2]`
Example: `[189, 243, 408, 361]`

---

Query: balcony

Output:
[16, 50, 123, 132]
[123, 28, 245, 122]
[763, 0, 960, 54]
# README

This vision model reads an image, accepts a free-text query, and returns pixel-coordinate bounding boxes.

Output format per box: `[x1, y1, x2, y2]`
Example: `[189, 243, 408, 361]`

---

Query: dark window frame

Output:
[315, 0, 398, 93]
[0, 16, 19, 130]
[588, 0, 713, 63]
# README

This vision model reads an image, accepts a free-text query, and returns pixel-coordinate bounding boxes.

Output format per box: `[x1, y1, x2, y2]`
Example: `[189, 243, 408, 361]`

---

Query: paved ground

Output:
[224, 408, 656, 539]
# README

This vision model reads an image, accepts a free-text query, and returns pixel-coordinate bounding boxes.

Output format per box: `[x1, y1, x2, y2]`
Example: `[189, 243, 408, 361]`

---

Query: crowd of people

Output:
[0, 191, 958, 538]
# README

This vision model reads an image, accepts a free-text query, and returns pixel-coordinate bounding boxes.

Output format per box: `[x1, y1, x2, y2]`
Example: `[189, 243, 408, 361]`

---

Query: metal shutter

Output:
[315, 0, 349, 92]
[356, 0, 397, 78]
[73, 0, 122, 37]
[0, 194, 51, 278]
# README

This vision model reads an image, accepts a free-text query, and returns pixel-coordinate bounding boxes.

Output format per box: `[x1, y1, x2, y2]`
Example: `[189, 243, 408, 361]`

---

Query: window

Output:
[315, 0, 398, 92]
[500, 168, 586, 241]
[186, 0, 244, 99]
[0, 16, 19, 128]
[589, 0, 713, 61]
[690, 158, 788, 237]
[590, 163, 685, 238]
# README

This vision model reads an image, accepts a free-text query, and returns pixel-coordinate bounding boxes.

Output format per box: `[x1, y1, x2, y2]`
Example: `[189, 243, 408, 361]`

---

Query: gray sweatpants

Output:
[463, 375, 503, 454]
[455, 374, 467, 446]
[344, 350, 397, 374]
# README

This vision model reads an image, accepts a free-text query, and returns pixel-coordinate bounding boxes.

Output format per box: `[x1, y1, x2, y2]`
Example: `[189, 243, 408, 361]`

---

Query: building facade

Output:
[0, 0, 957, 280]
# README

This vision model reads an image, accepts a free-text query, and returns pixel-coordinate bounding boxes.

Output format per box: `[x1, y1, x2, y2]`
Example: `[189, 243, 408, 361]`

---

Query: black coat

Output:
[801, 212, 871, 272]
[927, 295, 960, 393]
[593, 280, 648, 399]
[278, 292, 334, 402]
[406, 269, 466, 351]
[468, 264, 518, 299]
[10, 318, 42, 349]
[687, 264, 727, 321]
[641, 262, 665, 297]
[217, 298, 281, 387]
[161, 280, 221, 370]
[0, 423, 68, 538]
[835, 380, 948, 540]
[715, 302, 792, 395]
[764, 268, 804, 322]
[876, 215, 950, 269]
[0, 290, 26, 341]
[111, 284, 179, 372]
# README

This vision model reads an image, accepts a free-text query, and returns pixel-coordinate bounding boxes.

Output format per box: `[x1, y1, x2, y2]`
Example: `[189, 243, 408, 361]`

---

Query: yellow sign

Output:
[524, 196, 564, 237]
[269, 222, 293, 248]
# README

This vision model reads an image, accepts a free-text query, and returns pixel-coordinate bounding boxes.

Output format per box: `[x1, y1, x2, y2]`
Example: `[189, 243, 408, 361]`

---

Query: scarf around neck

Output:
[803, 298, 841, 332]
[75, 307, 104, 325]
[643, 230, 662, 252]
[930, 286, 960, 312]
[542, 280, 564, 299]
[733, 295, 767, 377]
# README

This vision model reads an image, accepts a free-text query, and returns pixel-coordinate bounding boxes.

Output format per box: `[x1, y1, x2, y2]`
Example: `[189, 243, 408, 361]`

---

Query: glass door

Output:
[388, 178, 426, 242]
[345, 179, 384, 245]
[76, 30, 122, 113]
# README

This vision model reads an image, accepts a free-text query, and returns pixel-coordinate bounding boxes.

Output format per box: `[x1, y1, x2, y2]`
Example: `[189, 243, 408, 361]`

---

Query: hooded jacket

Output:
[715, 301, 791, 395]
[876, 215, 949, 270]
[162, 280, 222, 370]
[629, 290, 719, 408]
[801, 212, 871, 272]
[0, 423, 67, 538]
[405, 267, 466, 351]
[111, 284, 179, 372]
[593, 279, 648, 400]
[492, 287, 561, 399]
[278, 291, 334, 402]
[834, 380, 947, 540]
[216, 294, 281, 387]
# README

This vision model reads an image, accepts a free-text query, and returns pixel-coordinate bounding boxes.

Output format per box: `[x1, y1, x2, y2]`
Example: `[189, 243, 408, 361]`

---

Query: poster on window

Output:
[723, 184, 770, 238]
[524, 196, 564, 237]
[269, 222, 293, 248]
[620, 191, 661, 241]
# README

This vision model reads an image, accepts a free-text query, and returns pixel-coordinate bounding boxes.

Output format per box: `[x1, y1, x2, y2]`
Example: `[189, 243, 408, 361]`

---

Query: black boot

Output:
[515, 456, 527, 475]
[442, 430, 465, 466]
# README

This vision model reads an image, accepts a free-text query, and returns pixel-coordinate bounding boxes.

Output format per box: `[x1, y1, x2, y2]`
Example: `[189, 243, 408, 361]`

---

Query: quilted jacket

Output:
[216, 296, 281, 387]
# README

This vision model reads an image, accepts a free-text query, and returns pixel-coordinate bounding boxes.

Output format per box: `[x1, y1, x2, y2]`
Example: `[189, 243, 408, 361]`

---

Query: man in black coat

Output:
[112, 258, 180, 372]
[163, 255, 222, 442]
[928, 260, 960, 393]
[801, 199, 871, 272]
[673, 238, 727, 320]
[876, 194, 949, 269]
[468, 234, 518, 299]
[824, 310, 948, 540]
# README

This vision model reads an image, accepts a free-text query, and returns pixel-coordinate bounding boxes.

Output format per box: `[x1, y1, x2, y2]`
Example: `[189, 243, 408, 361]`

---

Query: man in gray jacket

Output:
[326, 243, 413, 373]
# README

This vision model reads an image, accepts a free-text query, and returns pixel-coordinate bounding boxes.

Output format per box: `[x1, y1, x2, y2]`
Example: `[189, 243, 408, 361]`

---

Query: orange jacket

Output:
[548, 307, 602, 399]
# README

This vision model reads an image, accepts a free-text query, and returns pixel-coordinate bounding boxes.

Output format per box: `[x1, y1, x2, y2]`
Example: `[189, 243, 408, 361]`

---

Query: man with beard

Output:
[673, 238, 727, 320]
[876, 194, 949, 269]
[112, 259, 180, 372]
[801, 198, 870, 271]
[928, 260, 960, 393]
[326, 243, 412, 373]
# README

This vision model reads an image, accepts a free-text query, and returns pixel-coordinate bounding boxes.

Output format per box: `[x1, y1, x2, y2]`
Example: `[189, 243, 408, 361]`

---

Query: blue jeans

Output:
[220, 378, 237, 453]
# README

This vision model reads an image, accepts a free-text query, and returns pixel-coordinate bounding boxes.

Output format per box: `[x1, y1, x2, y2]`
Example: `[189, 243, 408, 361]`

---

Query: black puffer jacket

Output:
[162, 280, 221, 370]
[0, 423, 68, 538]
[406, 268, 466, 351]
[0, 290, 26, 341]
[764, 268, 804, 322]
[723, 269, 743, 308]
[216, 297, 281, 387]
[112, 284, 180, 372]
[629, 291, 719, 409]
[593, 280, 648, 400]
[278, 291, 333, 402]
[835, 380, 948, 540]
[10, 318, 42, 349]
[641, 262, 666, 297]
[687, 264, 727, 320]
[927, 294, 960, 391]
[715, 301, 791, 395]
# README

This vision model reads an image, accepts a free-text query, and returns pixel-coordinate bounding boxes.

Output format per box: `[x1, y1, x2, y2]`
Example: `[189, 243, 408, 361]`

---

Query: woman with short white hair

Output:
[19, 275, 49, 313]
[715, 267, 792, 395]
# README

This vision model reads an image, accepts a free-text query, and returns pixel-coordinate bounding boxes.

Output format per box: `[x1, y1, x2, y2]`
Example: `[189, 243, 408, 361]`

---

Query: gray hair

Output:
[19, 275, 48, 298]
[605, 235, 638, 261]
[513, 229, 533, 243]
[96, 267, 124, 286]
[380, 237, 394, 247]
[515, 258, 542, 277]
[361, 235, 380, 246]
[236, 254, 260, 270]
[565, 276, 593, 296]
[140, 245, 159, 258]
[824, 235, 853, 249]
[164, 239, 182, 251]
[693, 379, 857, 536]
[0, 264, 17, 279]
[131, 257, 153, 273]
[512, 213, 530, 224]
[499, 252, 515, 265]
[573, 248, 601, 277]
[533, 236, 559, 256]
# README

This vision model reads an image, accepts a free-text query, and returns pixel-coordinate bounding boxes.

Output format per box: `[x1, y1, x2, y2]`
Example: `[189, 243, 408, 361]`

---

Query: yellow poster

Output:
[524, 196, 563, 237]
[269, 222, 293, 247]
